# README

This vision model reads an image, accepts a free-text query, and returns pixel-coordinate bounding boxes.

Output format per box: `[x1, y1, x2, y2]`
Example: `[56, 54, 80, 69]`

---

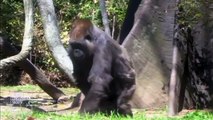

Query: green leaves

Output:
[0, 0, 24, 44]
[178, 0, 205, 27]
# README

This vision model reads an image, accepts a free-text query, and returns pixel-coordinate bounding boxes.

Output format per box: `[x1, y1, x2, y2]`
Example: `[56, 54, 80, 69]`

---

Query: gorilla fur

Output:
[68, 19, 136, 116]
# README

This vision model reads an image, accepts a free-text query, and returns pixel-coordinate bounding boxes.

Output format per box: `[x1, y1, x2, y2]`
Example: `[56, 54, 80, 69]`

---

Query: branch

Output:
[99, 0, 111, 36]
[36, 0, 75, 83]
[0, 0, 33, 70]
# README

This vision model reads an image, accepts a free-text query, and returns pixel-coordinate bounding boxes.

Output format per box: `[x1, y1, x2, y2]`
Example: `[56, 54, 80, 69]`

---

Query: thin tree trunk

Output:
[99, 0, 111, 36]
[0, 37, 65, 100]
[112, 16, 115, 39]
[36, 0, 75, 83]
[168, 25, 186, 116]
[0, 0, 33, 70]
[168, 43, 178, 116]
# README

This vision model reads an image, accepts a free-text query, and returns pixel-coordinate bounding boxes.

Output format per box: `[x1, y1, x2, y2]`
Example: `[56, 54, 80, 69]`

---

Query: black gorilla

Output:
[68, 19, 136, 116]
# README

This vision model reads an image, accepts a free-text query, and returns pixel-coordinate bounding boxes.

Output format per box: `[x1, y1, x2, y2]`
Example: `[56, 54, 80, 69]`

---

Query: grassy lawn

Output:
[1, 109, 213, 120]
[26, 110, 213, 120]
[0, 85, 213, 120]
[0, 84, 80, 95]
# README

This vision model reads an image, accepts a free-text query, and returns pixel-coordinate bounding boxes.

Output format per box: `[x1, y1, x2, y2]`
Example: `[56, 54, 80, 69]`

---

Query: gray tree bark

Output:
[0, 0, 33, 70]
[36, 0, 75, 83]
[185, 1, 213, 108]
[168, 25, 186, 116]
[168, 38, 179, 116]
[122, 0, 177, 108]
[204, 1, 213, 87]
[99, 0, 111, 36]
[166, 0, 213, 115]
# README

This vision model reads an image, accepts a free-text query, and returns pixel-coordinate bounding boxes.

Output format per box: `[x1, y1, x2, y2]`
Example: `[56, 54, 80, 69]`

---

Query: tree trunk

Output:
[122, 0, 177, 108]
[167, 1, 213, 115]
[36, 0, 75, 83]
[168, 24, 187, 116]
[168, 37, 179, 116]
[99, 0, 111, 36]
[0, 0, 33, 70]
[0, 37, 65, 100]
[183, 1, 213, 109]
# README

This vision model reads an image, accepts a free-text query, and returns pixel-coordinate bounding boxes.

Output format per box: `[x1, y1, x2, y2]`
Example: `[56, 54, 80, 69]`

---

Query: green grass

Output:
[0, 84, 43, 92]
[0, 107, 33, 120]
[182, 111, 213, 120]
[0, 84, 80, 95]
[0, 85, 213, 120]
[31, 112, 144, 120]
[25, 110, 213, 120]
[1, 110, 213, 120]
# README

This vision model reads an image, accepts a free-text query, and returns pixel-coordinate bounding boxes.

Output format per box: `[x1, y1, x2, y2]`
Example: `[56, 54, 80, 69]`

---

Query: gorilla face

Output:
[68, 35, 95, 62]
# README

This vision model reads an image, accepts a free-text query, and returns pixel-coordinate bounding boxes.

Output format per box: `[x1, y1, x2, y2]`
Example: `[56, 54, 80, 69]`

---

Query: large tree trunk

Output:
[122, 0, 177, 108]
[36, 0, 75, 83]
[0, 37, 65, 100]
[183, 1, 213, 109]
[0, 0, 33, 70]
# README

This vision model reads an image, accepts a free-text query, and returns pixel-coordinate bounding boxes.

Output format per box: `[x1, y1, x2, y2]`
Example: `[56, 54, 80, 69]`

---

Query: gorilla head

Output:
[68, 19, 95, 62]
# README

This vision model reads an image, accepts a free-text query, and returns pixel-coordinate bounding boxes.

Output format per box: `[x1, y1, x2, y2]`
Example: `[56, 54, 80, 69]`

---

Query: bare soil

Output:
[0, 90, 77, 114]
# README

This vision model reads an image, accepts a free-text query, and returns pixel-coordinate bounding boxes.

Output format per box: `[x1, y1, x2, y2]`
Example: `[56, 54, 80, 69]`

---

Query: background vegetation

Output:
[0, 0, 206, 86]
[0, 0, 128, 86]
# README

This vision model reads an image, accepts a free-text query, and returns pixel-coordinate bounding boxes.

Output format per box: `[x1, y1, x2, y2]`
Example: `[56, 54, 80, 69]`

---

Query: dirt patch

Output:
[0, 90, 77, 115]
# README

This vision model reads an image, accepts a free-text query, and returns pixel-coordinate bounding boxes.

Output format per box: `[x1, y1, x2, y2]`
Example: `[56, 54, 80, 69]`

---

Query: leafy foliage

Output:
[0, 0, 128, 86]
[178, 0, 205, 27]
[0, 0, 24, 45]
[107, 0, 128, 27]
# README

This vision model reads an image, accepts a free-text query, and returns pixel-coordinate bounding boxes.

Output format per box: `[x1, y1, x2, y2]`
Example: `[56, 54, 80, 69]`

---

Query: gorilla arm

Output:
[113, 47, 136, 115]
[79, 43, 113, 113]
